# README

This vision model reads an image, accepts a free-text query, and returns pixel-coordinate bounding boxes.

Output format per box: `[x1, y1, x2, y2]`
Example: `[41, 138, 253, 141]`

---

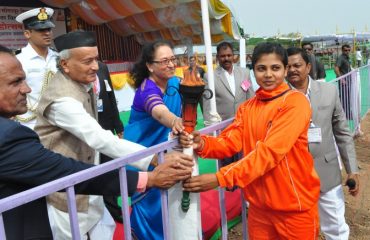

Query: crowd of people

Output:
[0, 7, 193, 240]
[0, 6, 364, 240]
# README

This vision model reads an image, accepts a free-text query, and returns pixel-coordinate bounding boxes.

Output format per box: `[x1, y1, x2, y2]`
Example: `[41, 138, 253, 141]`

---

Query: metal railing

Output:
[1, 66, 369, 239]
[0, 119, 238, 240]
[327, 64, 370, 134]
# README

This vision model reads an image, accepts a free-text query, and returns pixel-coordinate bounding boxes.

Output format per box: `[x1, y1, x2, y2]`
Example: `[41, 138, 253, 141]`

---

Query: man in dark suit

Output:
[0, 45, 192, 240]
[96, 61, 125, 222]
[97, 61, 124, 144]
[287, 47, 359, 240]
[301, 42, 326, 80]
[335, 44, 353, 120]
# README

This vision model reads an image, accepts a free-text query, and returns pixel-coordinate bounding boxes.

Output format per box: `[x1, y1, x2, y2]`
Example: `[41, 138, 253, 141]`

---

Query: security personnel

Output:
[15, 7, 58, 129]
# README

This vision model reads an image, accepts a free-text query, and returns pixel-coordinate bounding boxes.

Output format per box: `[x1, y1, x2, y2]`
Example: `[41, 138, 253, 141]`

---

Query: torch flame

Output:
[181, 68, 205, 86]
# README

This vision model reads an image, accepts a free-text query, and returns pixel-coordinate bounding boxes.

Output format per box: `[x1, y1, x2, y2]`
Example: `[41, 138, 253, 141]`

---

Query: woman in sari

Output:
[124, 40, 183, 239]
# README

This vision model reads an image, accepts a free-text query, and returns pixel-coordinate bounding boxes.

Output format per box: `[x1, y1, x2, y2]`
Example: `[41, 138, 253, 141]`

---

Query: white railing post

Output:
[66, 187, 81, 240]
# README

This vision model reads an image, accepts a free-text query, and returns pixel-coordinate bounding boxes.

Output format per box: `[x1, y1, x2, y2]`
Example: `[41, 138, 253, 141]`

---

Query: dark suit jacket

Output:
[0, 117, 138, 240]
[308, 55, 326, 80]
[97, 62, 123, 165]
[97, 61, 123, 136]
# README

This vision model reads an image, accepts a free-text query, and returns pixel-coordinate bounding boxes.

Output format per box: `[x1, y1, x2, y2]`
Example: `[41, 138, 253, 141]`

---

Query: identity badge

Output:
[97, 99, 103, 112]
[308, 127, 322, 143]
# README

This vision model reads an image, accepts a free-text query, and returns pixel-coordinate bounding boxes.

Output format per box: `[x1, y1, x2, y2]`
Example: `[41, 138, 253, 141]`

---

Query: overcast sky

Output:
[222, 0, 370, 37]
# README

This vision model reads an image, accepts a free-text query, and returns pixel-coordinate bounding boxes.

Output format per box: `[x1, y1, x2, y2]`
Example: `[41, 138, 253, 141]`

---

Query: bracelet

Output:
[150, 155, 159, 168]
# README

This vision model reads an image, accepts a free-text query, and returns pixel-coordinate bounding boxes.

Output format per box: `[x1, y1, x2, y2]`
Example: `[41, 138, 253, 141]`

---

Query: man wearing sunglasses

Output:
[335, 44, 353, 120]
[335, 44, 352, 78]
[15, 7, 58, 130]
[302, 42, 326, 81]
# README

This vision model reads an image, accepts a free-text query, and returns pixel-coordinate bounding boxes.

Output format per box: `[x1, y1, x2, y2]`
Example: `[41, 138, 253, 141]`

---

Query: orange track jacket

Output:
[198, 82, 320, 212]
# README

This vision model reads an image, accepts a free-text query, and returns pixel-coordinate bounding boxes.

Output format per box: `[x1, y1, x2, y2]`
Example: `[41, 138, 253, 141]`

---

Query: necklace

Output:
[15, 70, 55, 122]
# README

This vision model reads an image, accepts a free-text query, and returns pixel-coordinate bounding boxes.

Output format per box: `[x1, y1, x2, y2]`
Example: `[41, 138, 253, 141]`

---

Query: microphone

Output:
[346, 179, 356, 190]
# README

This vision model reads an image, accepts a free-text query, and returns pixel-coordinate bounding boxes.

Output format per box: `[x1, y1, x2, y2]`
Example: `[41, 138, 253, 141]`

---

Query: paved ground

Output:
[228, 112, 370, 240]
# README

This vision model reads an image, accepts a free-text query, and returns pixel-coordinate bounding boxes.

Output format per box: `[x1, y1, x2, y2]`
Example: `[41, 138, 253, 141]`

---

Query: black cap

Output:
[54, 31, 97, 52]
[16, 7, 55, 30]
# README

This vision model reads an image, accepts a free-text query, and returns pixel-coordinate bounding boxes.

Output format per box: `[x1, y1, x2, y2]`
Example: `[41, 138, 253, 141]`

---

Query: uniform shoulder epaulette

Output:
[14, 49, 22, 55]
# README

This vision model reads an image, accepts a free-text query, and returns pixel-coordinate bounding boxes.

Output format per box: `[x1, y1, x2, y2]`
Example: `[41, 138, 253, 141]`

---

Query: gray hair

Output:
[56, 49, 71, 71]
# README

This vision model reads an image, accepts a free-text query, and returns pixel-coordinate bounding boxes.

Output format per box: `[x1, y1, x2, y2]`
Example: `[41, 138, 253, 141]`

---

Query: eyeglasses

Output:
[152, 57, 177, 66]
[303, 47, 313, 51]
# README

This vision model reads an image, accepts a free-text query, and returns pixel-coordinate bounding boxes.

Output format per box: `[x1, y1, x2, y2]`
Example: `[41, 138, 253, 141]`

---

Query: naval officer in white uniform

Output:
[15, 7, 58, 129]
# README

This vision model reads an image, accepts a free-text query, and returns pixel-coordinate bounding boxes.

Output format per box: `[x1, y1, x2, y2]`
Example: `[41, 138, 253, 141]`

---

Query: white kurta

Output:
[46, 96, 152, 170]
[44, 92, 153, 239]
[16, 43, 58, 129]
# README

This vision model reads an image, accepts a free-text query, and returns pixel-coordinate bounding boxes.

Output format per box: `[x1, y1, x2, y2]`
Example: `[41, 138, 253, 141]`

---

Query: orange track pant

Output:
[248, 203, 319, 240]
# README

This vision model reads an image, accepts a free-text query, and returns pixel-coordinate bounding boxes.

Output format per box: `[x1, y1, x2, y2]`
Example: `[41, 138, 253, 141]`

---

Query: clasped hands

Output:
[147, 151, 193, 189]
[179, 131, 220, 193]
[147, 131, 220, 192]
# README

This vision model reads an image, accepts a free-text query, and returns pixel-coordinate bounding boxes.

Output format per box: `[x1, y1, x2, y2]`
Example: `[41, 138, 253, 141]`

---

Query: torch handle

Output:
[181, 191, 190, 212]
[179, 89, 203, 213]
[181, 146, 193, 212]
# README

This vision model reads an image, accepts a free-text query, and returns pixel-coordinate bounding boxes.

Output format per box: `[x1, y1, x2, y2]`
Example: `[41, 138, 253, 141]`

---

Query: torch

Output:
[178, 63, 212, 212]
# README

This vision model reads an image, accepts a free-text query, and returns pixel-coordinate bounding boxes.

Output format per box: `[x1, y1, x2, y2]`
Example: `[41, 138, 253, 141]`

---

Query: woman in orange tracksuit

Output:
[181, 42, 320, 239]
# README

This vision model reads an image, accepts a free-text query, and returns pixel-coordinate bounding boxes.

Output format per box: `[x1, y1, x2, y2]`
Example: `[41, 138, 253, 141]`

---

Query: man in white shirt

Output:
[203, 41, 254, 125]
[356, 47, 363, 67]
[15, 7, 58, 129]
[34, 31, 192, 240]
[286, 47, 359, 240]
